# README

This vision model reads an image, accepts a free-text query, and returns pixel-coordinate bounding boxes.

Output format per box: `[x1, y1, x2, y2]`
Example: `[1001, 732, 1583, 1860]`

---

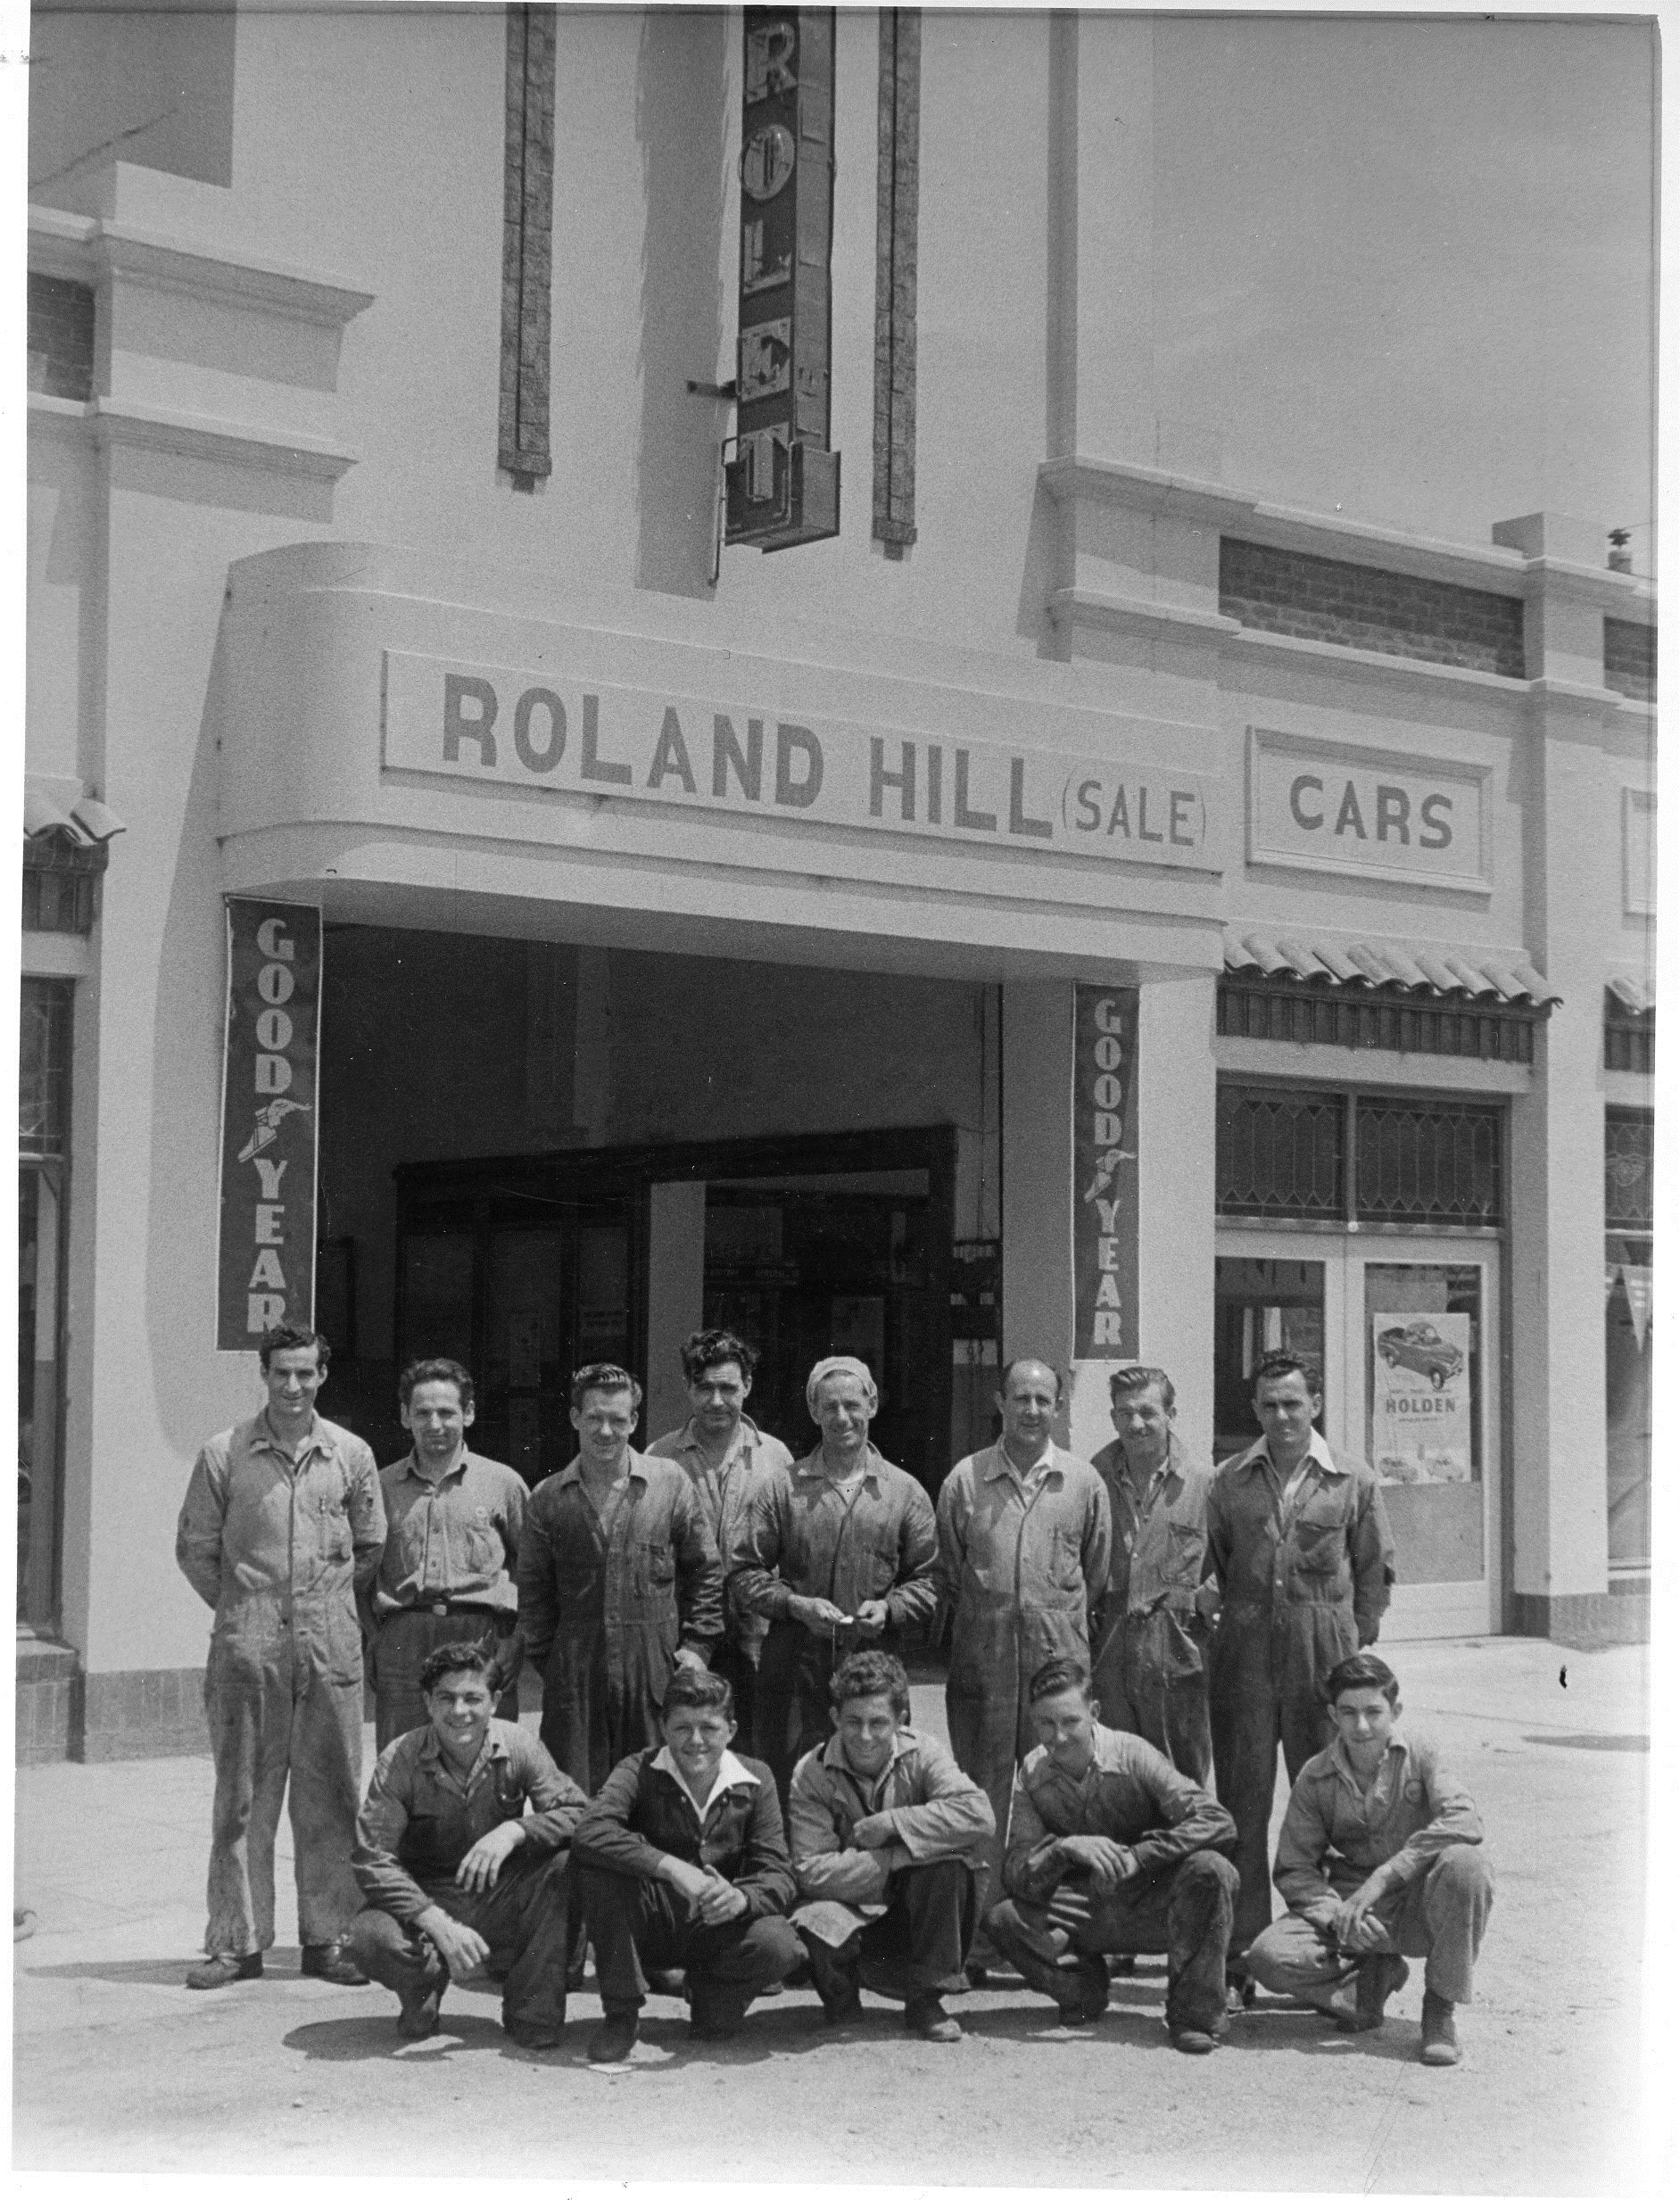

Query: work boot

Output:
[186, 1950, 263, 1990]
[503, 2020, 564, 2052]
[1419, 1989, 1461, 2066]
[301, 1940, 368, 1985]
[393, 1980, 442, 2041]
[1332, 1954, 1410, 2032]
[905, 1992, 963, 2042]
[587, 2008, 640, 2064]
[802, 1937, 863, 2026]
[1170, 2025, 1220, 2055]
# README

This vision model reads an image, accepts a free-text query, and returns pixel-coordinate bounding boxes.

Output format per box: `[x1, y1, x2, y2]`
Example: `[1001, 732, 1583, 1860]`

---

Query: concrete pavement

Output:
[12, 1637, 1661, 2191]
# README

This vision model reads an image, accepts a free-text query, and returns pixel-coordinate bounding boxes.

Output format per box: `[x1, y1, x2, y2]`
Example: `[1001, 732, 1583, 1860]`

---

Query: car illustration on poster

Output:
[1376, 1319, 1465, 1388]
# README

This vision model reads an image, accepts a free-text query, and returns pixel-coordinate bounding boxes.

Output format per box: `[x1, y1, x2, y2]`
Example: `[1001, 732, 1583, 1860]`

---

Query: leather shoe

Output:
[1171, 2026, 1219, 2055]
[905, 1992, 962, 2042]
[1420, 1988, 1461, 2065]
[301, 1940, 368, 1985]
[504, 2021, 564, 2052]
[588, 2011, 639, 2063]
[186, 1950, 262, 1990]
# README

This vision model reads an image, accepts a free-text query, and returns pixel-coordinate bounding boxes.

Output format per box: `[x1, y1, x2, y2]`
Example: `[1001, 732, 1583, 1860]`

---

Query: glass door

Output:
[1215, 1229, 1501, 1638]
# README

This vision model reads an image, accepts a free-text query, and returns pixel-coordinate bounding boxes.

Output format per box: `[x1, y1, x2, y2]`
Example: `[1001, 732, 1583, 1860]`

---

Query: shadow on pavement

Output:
[22, 1957, 208, 1988]
[285, 2012, 512, 2061]
[1522, 1733, 1648, 1751]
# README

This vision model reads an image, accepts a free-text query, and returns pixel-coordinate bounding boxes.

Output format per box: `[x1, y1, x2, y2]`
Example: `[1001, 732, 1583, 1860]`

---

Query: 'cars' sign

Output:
[1247, 727, 1491, 893]
[216, 899, 321, 1351]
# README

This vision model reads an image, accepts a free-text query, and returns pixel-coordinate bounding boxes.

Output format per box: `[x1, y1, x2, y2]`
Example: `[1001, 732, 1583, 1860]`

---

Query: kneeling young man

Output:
[572, 1667, 804, 2062]
[1245, 1652, 1493, 2066]
[986, 1657, 1239, 2052]
[788, 1650, 994, 2043]
[348, 1641, 587, 2049]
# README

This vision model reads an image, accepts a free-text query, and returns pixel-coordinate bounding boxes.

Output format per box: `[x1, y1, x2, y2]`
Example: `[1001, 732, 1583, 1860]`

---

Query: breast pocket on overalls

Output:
[318, 1493, 354, 1565]
[1291, 1502, 1346, 1574]
[1163, 1521, 1205, 1587]
[1048, 1525, 1086, 1594]
[636, 1540, 678, 1599]
[464, 1510, 502, 1574]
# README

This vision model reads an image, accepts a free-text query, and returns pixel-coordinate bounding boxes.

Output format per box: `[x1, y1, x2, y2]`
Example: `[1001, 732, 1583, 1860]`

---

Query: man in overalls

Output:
[1089, 1364, 1216, 1782]
[1205, 1349, 1394, 1979]
[934, 1357, 1111, 1973]
[516, 1362, 723, 1794]
[176, 1325, 385, 1989]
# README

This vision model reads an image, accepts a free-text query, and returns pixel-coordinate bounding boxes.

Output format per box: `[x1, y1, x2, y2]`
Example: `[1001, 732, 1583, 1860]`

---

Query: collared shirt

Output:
[573, 1743, 797, 1921]
[1272, 1726, 1486, 1922]
[933, 1443, 1112, 1625]
[372, 1446, 527, 1617]
[515, 1448, 724, 1670]
[1206, 1427, 1394, 1637]
[729, 1444, 939, 1633]
[647, 1415, 793, 1650]
[1001, 1722, 1236, 1903]
[652, 1743, 761, 1824]
[176, 1410, 385, 1610]
[352, 1716, 587, 1922]
[787, 1724, 994, 1906]
[1090, 1431, 1212, 1617]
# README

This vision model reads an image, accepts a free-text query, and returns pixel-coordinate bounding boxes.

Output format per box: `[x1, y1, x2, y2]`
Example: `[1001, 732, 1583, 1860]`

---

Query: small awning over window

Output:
[1222, 929, 1560, 1005]
[1607, 973, 1655, 1016]
[24, 779, 125, 853]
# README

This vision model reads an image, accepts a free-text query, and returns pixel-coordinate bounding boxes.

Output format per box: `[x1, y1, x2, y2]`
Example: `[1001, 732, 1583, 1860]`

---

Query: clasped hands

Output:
[788, 1595, 890, 1640]
[1056, 1833, 1139, 1890]
[660, 1856, 750, 1925]
[1326, 1883, 1390, 1954]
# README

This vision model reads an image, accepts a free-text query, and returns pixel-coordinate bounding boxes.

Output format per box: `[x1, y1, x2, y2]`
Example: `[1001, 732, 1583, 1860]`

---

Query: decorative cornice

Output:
[29, 390, 359, 484]
[28, 205, 373, 329]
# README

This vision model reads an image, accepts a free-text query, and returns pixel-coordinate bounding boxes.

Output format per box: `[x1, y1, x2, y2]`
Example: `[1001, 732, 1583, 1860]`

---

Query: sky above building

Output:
[1148, 13, 1657, 567]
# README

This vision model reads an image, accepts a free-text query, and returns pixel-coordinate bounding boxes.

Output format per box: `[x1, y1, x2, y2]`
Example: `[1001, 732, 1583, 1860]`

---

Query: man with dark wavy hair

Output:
[787, 1649, 992, 2042]
[1205, 1350, 1395, 1978]
[176, 1325, 385, 1990]
[517, 1362, 723, 1792]
[648, 1328, 793, 1749]
[368, 1358, 526, 1749]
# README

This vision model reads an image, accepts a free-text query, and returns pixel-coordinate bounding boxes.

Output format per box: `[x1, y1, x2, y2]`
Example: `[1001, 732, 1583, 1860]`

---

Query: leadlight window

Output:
[1217, 1082, 1504, 1226]
[1605, 1108, 1655, 1231]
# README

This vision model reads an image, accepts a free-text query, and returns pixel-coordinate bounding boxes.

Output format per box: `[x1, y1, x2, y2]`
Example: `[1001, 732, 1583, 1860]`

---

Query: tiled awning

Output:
[1606, 973, 1655, 1016]
[1222, 929, 1560, 1005]
[24, 778, 125, 849]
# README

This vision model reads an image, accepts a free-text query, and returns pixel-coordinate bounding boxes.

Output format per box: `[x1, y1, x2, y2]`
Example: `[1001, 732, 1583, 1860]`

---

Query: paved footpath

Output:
[11, 1637, 1666, 2192]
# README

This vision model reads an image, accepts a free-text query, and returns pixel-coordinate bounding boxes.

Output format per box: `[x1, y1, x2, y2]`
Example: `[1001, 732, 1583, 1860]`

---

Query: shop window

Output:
[20, 979, 72, 1629]
[1217, 1083, 1502, 1226]
[1353, 1098, 1502, 1224]
[1605, 1108, 1652, 1571]
[1215, 1086, 1343, 1219]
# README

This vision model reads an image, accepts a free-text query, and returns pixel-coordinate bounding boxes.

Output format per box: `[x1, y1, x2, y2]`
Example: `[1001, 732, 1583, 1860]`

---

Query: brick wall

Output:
[1604, 616, 1655, 702]
[27, 274, 95, 402]
[1221, 538, 1526, 679]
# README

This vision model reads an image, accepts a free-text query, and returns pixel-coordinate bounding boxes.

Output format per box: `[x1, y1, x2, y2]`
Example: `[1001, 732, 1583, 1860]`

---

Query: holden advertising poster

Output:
[1370, 1311, 1473, 1483]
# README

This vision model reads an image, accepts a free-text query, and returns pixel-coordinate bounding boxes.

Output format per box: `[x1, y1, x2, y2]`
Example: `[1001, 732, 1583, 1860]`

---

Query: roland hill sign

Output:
[382, 650, 1217, 871]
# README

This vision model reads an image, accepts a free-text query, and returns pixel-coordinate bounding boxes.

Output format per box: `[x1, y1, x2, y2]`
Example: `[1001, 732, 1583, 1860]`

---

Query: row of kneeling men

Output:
[174, 1325, 1491, 2065]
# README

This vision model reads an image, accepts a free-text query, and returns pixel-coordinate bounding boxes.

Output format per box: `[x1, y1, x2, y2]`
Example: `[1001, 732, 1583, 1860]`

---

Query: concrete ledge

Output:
[16, 1642, 81, 1766]
[1513, 1592, 1651, 1650]
[77, 1667, 211, 1762]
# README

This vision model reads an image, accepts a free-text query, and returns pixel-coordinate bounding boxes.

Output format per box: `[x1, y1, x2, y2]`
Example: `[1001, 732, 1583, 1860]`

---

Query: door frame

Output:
[1213, 1220, 1504, 1639]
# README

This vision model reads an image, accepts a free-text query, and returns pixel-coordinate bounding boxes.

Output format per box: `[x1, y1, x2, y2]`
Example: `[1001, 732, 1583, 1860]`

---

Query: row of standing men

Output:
[174, 1322, 1395, 2000]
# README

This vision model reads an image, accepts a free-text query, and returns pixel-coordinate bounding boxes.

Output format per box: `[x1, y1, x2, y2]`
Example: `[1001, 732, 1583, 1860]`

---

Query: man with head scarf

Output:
[729, 1356, 939, 1804]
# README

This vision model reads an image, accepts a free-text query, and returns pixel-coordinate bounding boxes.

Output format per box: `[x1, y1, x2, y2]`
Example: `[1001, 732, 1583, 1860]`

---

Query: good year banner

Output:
[1370, 1311, 1473, 1483]
[216, 899, 322, 1350]
[1071, 985, 1140, 1360]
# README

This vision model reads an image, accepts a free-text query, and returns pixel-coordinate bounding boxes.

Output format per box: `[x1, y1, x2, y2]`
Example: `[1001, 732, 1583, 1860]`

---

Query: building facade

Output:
[22, 7, 1655, 1759]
